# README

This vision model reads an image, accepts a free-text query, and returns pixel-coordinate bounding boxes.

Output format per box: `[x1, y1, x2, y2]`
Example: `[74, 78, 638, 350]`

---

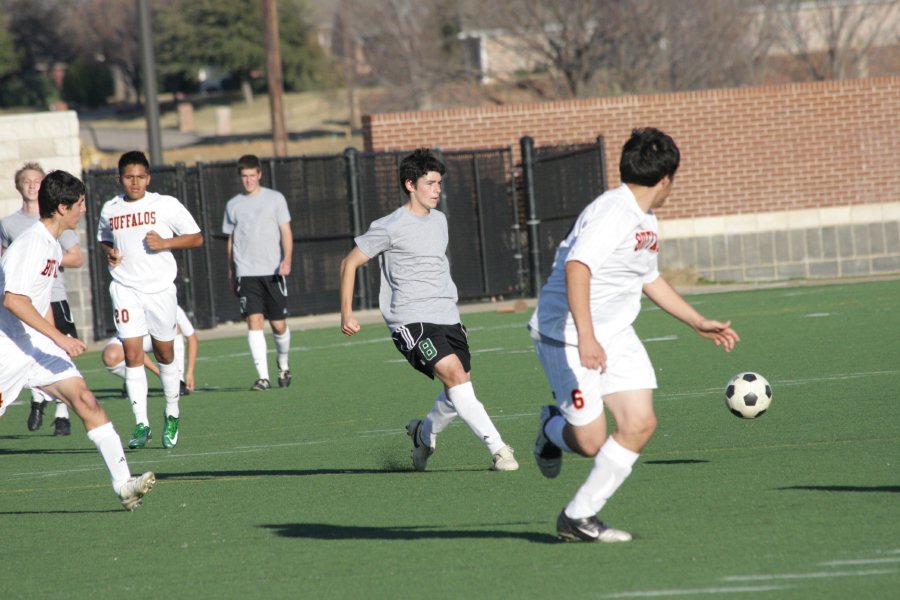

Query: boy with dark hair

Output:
[98, 151, 203, 449]
[340, 148, 518, 472]
[530, 128, 740, 542]
[1, 162, 83, 436]
[222, 154, 294, 391]
[0, 170, 154, 510]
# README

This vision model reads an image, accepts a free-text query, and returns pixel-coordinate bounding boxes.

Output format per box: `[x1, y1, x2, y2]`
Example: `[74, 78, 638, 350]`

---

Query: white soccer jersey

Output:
[97, 192, 201, 294]
[529, 184, 661, 345]
[0, 222, 61, 341]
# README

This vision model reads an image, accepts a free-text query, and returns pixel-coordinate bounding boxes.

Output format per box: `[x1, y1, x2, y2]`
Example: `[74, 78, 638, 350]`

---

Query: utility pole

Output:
[261, 0, 288, 156]
[339, 0, 358, 133]
[137, 0, 163, 164]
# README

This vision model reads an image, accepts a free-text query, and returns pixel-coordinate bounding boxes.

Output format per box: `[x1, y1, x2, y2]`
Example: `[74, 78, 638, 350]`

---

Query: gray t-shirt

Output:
[0, 209, 78, 302]
[355, 206, 460, 331]
[222, 187, 292, 278]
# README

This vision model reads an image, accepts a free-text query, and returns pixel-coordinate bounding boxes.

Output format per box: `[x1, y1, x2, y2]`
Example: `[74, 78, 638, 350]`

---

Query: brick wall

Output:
[363, 77, 900, 222]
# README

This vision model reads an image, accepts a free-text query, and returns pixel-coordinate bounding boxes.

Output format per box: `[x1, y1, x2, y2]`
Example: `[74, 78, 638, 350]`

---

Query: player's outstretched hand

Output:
[144, 230, 167, 251]
[107, 248, 123, 267]
[58, 335, 88, 358]
[578, 336, 608, 373]
[341, 314, 361, 337]
[694, 319, 740, 352]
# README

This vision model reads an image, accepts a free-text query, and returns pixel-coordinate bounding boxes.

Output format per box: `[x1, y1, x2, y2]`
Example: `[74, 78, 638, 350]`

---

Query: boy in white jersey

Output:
[1, 162, 83, 436]
[340, 149, 519, 472]
[0, 170, 154, 510]
[222, 155, 293, 391]
[98, 151, 203, 450]
[529, 128, 740, 542]
[102, 305, 199, 396]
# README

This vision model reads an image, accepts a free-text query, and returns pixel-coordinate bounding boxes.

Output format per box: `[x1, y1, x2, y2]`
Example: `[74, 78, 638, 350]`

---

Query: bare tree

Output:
[766, 0, 900, 80]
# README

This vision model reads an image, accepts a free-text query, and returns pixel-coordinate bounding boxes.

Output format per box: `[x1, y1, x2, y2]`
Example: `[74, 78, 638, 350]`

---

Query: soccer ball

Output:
[724, 372, 772, 419]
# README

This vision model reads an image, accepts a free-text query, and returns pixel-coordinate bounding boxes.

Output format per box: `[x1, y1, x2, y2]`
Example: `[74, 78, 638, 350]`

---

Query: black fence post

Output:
[84, 171, 107, 340]
[175, 161, 196, 317]
[520, 136, 542, 296]
[507, 144, 526, 297]
[596, 135, 608, 193]
[343, 147, 368, 309]
[195, 162, 219, 328]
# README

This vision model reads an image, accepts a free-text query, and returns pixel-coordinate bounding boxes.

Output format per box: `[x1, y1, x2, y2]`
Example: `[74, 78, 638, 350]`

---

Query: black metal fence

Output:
[83, 139, 606, 340]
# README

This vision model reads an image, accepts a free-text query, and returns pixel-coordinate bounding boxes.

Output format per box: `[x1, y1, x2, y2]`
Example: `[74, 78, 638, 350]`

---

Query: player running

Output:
[529, 128, 740, 542]
[98, 151, 203, 449]
[0, 170, 154, 510]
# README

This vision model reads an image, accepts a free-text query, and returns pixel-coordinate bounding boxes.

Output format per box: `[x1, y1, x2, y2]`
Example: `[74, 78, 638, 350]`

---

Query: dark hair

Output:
[237, 154, 262, 172]
[118, 150, 150, 175]
[398, 148, 445, 195]
[619, 128, 680, 186]
[38, 171, 85, 218]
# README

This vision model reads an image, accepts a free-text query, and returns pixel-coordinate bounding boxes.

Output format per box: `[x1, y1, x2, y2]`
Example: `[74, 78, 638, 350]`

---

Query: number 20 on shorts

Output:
[114, 308, 130, 324]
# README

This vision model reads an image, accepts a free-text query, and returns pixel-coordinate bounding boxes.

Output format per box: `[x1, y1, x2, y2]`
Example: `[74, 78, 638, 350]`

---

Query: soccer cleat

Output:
[534, 405, 563, 478]
[179, 380, 190, 396]
[278, 369, 292, 388]
[162, 415, 180, 448]
[127, 423, 152, 449]
[250, 378, 271, 391]
[27, 400, 47, 431]
[556, 509, 632, 543]
[491, 445, 520, 471]
[406, 419, 433, 471]
[52, 417, 71, 436]
[118, 471, 156, 511]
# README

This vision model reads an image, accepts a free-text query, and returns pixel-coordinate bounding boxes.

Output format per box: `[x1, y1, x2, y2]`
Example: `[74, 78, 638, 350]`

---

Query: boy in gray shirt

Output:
[0, 162, 82, 436]
[339, 148, 518, 472]
[222, 155, 294, 391]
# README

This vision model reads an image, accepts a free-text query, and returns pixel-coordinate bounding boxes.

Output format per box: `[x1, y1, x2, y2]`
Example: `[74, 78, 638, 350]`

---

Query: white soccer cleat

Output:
[556, 509, 632, 543]
[491, 445, 519, 471]
[118, 471, 156, 511]
[406, 419, 433, 471]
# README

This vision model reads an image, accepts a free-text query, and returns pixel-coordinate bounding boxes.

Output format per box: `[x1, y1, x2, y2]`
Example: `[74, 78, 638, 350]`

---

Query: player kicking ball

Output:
[98, 151, 203, 449]
[0, 170, 154, 510]
[529, 128, 739, 542]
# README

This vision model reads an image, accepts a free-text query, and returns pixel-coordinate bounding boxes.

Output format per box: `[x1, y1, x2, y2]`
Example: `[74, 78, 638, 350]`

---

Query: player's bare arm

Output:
[3, 291, 87, 357]
[566, 260, 607, 372]
[61, 244, 83, 268]
[145, 230, 203, 251]
[642, 276, 740, 352]
[339, 247, 370, 336]
[185, 332, 199, 391]
[278, 221, 293, 276]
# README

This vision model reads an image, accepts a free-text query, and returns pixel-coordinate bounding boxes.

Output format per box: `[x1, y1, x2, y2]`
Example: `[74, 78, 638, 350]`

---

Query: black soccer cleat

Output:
[277, 369, 292, 388]
[52, 417, 71, 436]
[179, 380, 190, 396]
[27, 400, 47, 431]
[556, 509, 632, 543]
[250, 378, 271, 391]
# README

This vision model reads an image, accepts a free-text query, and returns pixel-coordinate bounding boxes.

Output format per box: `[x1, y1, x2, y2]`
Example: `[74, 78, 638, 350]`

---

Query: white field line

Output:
[602, 585, 788, 598]
[721, 568, 898, 582]
[818, 558, 900, 566]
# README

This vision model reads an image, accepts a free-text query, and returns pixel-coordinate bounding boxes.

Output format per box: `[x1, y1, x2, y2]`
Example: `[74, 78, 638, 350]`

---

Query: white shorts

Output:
[0, 334, 81, 417]
[109, 282, 178, 342]
[532, 326, 657, 426]
[104, 334, 153, 354]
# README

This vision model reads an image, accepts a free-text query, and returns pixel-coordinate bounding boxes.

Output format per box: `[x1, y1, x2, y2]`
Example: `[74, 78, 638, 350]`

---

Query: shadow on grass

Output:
[644, 459, 709, 465]
[261, 522, 558, 544]
[0, 447, 98, 456]
[157, 466, 494, 480]
[779, 485, 900, 493]
[0, 509, 122, 515]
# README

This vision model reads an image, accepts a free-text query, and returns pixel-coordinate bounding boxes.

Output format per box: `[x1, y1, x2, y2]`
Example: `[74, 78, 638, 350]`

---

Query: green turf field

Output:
[2, 279, 898, 599]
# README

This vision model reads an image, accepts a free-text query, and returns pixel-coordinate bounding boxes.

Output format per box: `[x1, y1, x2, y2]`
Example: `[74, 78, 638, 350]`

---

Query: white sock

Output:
[565, 437, 640, 519]
[86, 422, 131, 493]
[420, 390, 457, 449]
[545, 414, 573, 452]
[54, 401, 69, 420]
[31, 387, 51, 404]
[159, 360, 180, 418]
[125, 366, 149, 426]
[107, 360, 127, 379]
[446, 382, 505, 454]
[273, 329, 290, 371]
[173, 334, 185, 381]
[248, 330, 269, 380]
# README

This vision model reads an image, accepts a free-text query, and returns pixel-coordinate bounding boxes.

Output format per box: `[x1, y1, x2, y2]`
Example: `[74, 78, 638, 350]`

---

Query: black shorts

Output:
[236, 275, 289, 320]
[51, 300, 78, 338]
[391, 322, 471, 380]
